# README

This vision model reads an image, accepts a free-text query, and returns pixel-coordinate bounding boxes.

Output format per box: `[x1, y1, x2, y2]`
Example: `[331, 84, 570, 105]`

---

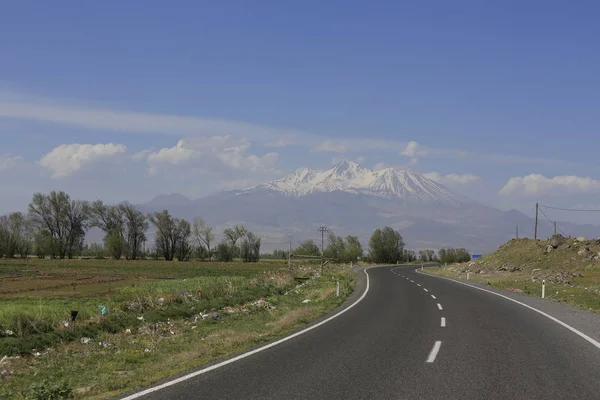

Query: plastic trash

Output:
[144, 348, 150, 353]
[137, 316, 144, 321]
[4, 330, 14, 336]
[98, 305, 108, 316]
[302, 299, 311, 304]
[125, 329, 132, 334]
[80, 337, 92, 344]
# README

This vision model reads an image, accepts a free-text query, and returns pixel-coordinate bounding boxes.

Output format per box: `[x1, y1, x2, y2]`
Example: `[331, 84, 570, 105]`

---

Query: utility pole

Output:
[318, 226, 328, 274]
[516, 224, 519, 239]
[534, 202, 539, 240]
[288, 235, 292, 271]
[554, 221, 557, 235]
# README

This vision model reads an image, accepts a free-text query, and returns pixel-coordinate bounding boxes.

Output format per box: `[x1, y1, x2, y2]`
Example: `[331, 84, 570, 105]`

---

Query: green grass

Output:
[0, 258, 356, 399]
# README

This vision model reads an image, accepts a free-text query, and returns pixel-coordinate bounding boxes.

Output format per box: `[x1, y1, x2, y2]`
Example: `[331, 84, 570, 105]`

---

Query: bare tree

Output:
[120, 204, 148, 260]
[65, 199, 89, 259]
[28, 191, 88, 259]
[174, 219, 193, 261]
[88, 201, 125, 259]
[240, 231, 261, 262]
[192, 218, 214, 260]
[149, 210, 176, 261]
[223, 224, 247, 257]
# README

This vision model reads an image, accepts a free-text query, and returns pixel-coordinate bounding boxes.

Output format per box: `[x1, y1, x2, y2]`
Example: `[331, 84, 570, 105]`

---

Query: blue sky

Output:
[1, 1, 600, 224]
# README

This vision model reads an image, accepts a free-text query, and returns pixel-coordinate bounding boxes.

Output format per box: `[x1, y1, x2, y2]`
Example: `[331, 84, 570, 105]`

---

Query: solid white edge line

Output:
[441, 317, 446, 327]
[431, 295, 436, 299]
[426, 341, 442, 363]
[437, 303, 443, 310]
[120, 268, 373, 399]
[418, 271, 600, 351]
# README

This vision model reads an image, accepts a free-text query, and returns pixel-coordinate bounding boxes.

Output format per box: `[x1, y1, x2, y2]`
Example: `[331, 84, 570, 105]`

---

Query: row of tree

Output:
[0, 191, 262, 262]
[280, 226, 470, 265]
[0, 193, 471, 265]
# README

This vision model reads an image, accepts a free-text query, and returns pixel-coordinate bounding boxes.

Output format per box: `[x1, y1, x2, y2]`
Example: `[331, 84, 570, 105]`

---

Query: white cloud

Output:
[140, 135, 280, 176]
[401, 141, 429, 157]
[499, 174, 600, 196]
[39, 143, 127, 178]
[0, 90, 565, 167]
[0, 154, 23, 171]
[423, 172, 481, 185]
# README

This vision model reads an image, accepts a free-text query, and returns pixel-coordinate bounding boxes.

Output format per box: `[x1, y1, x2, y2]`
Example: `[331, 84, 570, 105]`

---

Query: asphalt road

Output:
[124, 266, 600, 400]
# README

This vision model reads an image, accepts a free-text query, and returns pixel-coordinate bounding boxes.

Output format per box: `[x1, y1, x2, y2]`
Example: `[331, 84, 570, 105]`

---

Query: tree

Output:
[120, 204, 148, 260]
[89, 201, 125, 259]
[438, 248, 470, 264]
[295, 240, 321, 257]
[149, 210, 177, 261]
[324, 231, 346, 260]
[419, 250, 428, 262]
[192, 218, 214, 261]
[215, 240, 234, 262]
[174, 219, 193, 261]
[223, 225, 247, 257]
[240, 231, 261, 262]
[402, 249, 416, 262]
[368, 227, 404, 264]
[28, 192, 88, 259]
[33, 230, 53, 259]
[65, 199, 88, 259]
[426, 249, 437, 262]
[343, 235, 363, 262]
[0, 213, 32, 258]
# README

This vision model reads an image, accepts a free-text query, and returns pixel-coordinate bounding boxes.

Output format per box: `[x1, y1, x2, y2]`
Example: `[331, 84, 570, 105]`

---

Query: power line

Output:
[540, 204, 600, 212]
[538, 207, 554, 223]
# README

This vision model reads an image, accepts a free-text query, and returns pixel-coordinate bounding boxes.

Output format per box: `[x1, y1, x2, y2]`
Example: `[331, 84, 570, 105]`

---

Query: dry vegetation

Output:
[426, 235, 600, 313]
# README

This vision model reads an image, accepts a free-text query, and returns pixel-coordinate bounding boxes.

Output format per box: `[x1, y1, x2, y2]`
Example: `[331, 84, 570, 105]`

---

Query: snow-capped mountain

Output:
[134, 161, 600, 253]
[240, 161, 464, 206]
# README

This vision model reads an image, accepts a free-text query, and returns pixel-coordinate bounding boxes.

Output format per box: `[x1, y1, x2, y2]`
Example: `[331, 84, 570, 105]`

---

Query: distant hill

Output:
[131, 161, 600, 253]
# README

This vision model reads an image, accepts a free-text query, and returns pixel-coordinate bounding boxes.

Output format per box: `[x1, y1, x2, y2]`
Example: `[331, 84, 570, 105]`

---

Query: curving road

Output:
[122, 266, 600, 400]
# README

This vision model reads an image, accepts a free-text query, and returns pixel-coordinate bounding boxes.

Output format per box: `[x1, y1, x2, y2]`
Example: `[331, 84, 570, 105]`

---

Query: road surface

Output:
[123, 266, 600, 400]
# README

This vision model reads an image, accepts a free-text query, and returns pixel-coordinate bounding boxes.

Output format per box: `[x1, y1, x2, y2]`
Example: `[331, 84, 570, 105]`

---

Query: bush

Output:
[29, 379, 73, 400]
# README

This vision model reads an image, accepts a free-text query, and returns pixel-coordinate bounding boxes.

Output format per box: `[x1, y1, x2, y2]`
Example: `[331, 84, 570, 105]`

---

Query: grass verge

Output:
[423, 236, 600, 314]
[0, 262, 356, 399]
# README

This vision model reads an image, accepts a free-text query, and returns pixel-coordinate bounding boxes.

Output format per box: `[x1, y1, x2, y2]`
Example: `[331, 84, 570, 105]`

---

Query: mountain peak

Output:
[241, 164, 464, 206]
[145, 193, 192, 207]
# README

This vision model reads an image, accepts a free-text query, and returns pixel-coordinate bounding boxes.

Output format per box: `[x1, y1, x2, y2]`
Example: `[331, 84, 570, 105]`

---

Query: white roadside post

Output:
[542, 279, 546, 299]
[467, 272, 470, 280]
[421, 264, 424, 271]
[336, 279, 340, 297]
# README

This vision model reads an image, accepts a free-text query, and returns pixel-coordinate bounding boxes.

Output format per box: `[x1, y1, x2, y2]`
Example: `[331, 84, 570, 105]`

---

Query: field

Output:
[0, 258, 356, 399]
[425, 236, 600, 314]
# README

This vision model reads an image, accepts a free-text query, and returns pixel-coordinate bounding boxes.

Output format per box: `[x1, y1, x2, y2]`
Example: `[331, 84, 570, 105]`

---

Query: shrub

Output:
[29, 379, 73, 400]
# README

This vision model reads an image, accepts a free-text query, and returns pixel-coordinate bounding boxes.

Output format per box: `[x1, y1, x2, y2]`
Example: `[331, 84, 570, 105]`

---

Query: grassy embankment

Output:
[424, 236, 600, 313]
[0, 258, 357, 399]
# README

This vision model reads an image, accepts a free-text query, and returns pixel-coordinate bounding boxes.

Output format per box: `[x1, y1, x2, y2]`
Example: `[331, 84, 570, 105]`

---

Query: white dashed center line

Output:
[426, 341, 442, 363]
[417, 283, 421, 287]
[431, 295, 436, 300]
[437, 303, 443, 311]
[410, 280, 414, 283]
[441, 317, 446, 327]
[423, 288, 428, 292]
